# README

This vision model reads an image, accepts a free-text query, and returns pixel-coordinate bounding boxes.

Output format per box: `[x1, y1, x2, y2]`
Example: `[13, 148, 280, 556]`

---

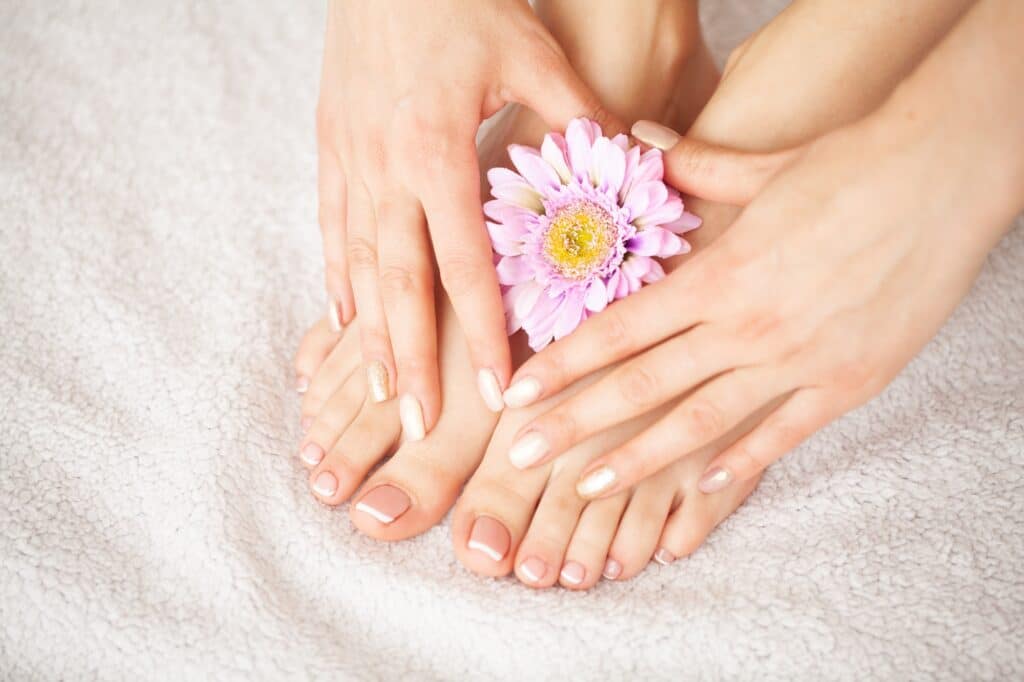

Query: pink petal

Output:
[496, 255, 533, 285]
[512, 281, 543, 320]
[634, 194, 684, 228]
[619, 146, 641, 202]
[662, 210, 702, 234]
[614, 273, 631, 299]
[610, 133, 630, 151]
[491, 184, 544, 214]
[604, 271, 621, 302]
[643, 260, 666, 284]
[584, 279, 608, 312]
[540, 133, 572, 184]
[622, 255, 653, 279]
[552, 289, 586, 340]
[626, 229, 666, 257]
[487, 221, 524, 256]
[590, 136, 626, 194]
[509, 144, 562, 195]
[565, 118, 598, 181]
[623, 181, 668, 223]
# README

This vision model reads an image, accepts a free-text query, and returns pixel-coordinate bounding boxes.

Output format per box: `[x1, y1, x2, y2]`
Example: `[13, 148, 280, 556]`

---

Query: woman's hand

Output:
[498, 10, 1024, 498]
[317, 0, 612, 436]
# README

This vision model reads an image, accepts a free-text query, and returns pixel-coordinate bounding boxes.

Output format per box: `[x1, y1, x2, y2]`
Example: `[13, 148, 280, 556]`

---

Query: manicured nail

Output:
[366, 360, 390, 403]
[295, 374, 310, 394]
[519, 557, 547, 584]
[653, 548, 676, 566]
[311, 470, 338, 497]
[631, 120, 680, 150]
[560, 561, 586, 586]
[698, 467, 733, 494]
[399, 394, 425, 441]
[602, 558, 623, 580]
[503, 376, 542, 408]
[477, 368, 504, 412]
[508, 432, 549, 469]
[576, 466, 616, 499]
[327, 298, 344, 333]
[467, 515, 510, 562]
[300, 416, 314, 432]
[354, 484, 411, 524]
[300, 442, 324, 466]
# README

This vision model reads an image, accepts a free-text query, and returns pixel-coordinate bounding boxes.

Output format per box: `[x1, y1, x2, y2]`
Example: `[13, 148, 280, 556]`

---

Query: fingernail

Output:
[631, 120, 680, 151]
[295, 374, 310, 394]
[399, 394, 426, 441]
[327, 298, 344, 333]
[560, 561, 586, 586]
[698, 467, 733, 494]
[354, 484, 411, 524]
[300, 442, 324, 466]
[654, 548, 676, 566]
[508, 432, 549, 470]
[366, 360, 390, 403]
[477, 368, 504, 413]
[576, 466, 617, 499]
[300, 416, 314, 432]
[602, 557, 622, 580]
[519, 557, 547, 584]
[503, 376, 542, 408]
[467, 515, 510, 562]
[311, 470, 338, 497]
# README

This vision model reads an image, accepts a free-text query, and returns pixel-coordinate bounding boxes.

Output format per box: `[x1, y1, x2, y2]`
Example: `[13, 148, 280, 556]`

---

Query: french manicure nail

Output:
[354, 484, 411, 524]
[295, 374, 310, 394]
[602, 557, 623, 580]
[576, 466, 617, 499]
[560, 561, 586, 586]
[519, 557, 547, 584]
[312, 470, 338, 497]
[300, 443, 324, 466]
[477, 368, 504, 413]
[366, 360, 390, 403]
[698, 467, 733, 494]
[631, 120, 681, 150]
[300, 416, 314, 433]
[508, 432, 549, 469]
[467, 515, 510, 562]
[327, 298, 344, 333]
[399, 394, 426, 441]
[653, 548, 676, 566]
[503, 377, 542, 408]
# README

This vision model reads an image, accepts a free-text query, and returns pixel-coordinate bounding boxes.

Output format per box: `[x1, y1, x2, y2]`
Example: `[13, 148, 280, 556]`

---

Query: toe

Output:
[558, 492, 628, 590]
[606, 477, 676, 581]
[512, 468, 591, 589]
[298, 369, 366, 469]
[293, 317, 338, 392]
[301, 328, 361, 419]
[658, 474, 761, 560]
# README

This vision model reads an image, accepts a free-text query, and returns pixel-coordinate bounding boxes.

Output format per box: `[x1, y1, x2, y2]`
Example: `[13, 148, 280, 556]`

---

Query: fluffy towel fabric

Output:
[1, 2, 1022, 679]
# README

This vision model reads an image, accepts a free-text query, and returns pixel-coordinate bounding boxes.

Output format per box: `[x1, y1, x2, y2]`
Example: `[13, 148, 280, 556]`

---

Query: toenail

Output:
[508, 432, 549, 469]
[295, 374, 310, 394]
[300, 416, 313, 432]
[477, 368, 504, 412]
[354, 484, 411, 524]
[467, 516, 510, 562]
[300, 443, 325, 466]
[560, 561, 586, 586]
[366, 360, 391, 403]
[653, 548, 676, 566]
[399, 394, 426, 442]
[312, 470, 338, 497]
[503, 376, 542, 408]
[327, 298, 344, 333]
[602, 558, 622, 580]
[519, 557, 547, 584]
[698, 467, 733, 494]
[576, 466, 617, 499]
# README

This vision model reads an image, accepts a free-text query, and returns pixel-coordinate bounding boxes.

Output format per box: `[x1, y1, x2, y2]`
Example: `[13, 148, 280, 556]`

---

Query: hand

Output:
[316, 0, 614, 438]
[499, 104, 1018, 499]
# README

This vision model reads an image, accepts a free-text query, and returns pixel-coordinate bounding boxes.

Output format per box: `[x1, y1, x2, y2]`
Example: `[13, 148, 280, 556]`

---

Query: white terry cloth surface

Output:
[1, 2, 1022, 679]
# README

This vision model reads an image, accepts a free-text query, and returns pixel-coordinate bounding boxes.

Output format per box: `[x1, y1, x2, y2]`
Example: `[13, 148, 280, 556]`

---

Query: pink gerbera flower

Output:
[485, 118, 701, 351]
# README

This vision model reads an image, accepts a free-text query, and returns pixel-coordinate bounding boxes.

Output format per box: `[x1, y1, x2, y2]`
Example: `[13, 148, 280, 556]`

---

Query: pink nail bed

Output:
[560, 561, 586, 585]
[654, 548, 676, 566]
[312, 471, 338, 497]
[300, 443, 324, 466]
[355, 485, 411, 524]
[300, 416, 314, 432]
[467, 516, 510, 562]
[519, 557, 547, 584]
[295, 374, 310, 394]
[602, 558, 622, 580]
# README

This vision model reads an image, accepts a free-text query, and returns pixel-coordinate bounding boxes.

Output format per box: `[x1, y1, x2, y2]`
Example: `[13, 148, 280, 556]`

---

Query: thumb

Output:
[631, 120, 805, 205]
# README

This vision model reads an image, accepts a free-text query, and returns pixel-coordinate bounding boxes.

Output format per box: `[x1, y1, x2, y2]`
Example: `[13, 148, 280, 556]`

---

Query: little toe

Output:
[513, 468, 591, 589]
[657, 473, 761, 561]
[301, 327, 361, 419]
[606, 477, 677, 581]
[558, 492, 629, 590]
[293, 317, 339, 393]
[298, 368, 366, 469]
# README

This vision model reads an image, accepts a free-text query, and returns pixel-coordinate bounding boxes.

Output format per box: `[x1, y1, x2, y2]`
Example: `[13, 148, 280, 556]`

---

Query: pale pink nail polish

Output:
[560, 561, 586, 586]
[300, 416, 314, 432]
[327, 298, 344, 333]
[698, 467, 733, 494]
[654, 548, 676, 566]
[467, 516, 510, 562]
[354, 485, 411, 524]
[631, 120, 681, 150]
[602, 558, 622, 580]
[519, 557, 547, 584]
[300, 443, 324, 466]
[295, 374, 310, 394]
[312, 470, 338, 497]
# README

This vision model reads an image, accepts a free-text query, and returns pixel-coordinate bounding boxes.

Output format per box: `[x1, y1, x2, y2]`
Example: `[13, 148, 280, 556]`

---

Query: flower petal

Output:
[566, 118, 598, 180]
[634, 194, 684, 227]
[553, 289, 586, 340]
[496, 255, 534, 285]
[662, 210, 702, 234]
[626, 228, 670, 257]
[623, 181, 668, 223]
[509, 144, 562, 195]
[584, 279, 608, 312]
[590, 136, 626, 195]
[619, 146, 641, 202]
[487, 221, 525, 256]
[541, 133, 572, 184]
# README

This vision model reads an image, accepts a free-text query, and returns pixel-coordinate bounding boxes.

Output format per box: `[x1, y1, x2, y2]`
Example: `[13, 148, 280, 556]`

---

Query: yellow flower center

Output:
[543, 201, 616, 280]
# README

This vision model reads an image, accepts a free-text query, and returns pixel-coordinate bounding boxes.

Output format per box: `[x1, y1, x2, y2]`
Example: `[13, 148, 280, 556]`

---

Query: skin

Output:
[504, 0, 1024, 503]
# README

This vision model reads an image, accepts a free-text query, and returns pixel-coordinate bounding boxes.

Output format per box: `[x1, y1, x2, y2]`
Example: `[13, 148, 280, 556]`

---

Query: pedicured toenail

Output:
[698, 467, 732, 494]
[312, 471, 338, 497]
[295, 374, 310, 394]
[301, 416, 314, 432]
[653, 548, 676, 566]
[477, 369, 504, 413]
[508, 432, 549, 470]
[560, 561, 586, 586]
[399, 394, 426, 442]
[576, 466, 617, 499]
[300, 443, 325, 466]
[354, 485, 411, 524]
[519, 557, 547, 584]
[467, 516, 510, 562]
[503, 377, 542, 408]
[602, 558, 623, 580]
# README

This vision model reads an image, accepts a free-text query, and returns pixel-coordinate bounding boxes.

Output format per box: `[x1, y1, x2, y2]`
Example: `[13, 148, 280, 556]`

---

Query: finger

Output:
[376, 196, 440, 440]
[293, 317, 341, 393]
[574, 367, 791, 499]
[318, 147, 355, 331]
[696, 388, 844, 493]
[631, 120, 804, 205]
[417, 131, 511, 412]
[507, 324, 740, 469]
[346, 180, 395, 404]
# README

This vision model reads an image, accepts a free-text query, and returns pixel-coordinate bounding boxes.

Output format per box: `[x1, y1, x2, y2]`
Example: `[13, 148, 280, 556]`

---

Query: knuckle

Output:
[438, 254, 488, 298]
[346, 236, 378, 271]
[685, 400, 725, 441]
[614, 364, 660, 409]
[377, 264, 422, 298]
[601, 309, 634, 354]
[542, 411, 579, 448]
